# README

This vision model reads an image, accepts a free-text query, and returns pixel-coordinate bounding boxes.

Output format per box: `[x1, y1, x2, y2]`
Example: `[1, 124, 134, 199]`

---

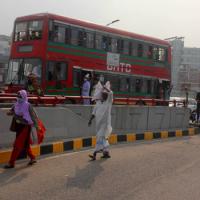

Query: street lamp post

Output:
[106, 19, 120, 26]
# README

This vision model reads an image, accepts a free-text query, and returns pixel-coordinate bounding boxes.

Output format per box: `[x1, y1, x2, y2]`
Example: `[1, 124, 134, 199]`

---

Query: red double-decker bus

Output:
[5, 13, 171, 103]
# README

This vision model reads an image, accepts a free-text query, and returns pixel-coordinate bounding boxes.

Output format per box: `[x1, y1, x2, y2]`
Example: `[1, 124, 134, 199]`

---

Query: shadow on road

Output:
[0, 165, 29, 187]
[66, 159, 106, 190]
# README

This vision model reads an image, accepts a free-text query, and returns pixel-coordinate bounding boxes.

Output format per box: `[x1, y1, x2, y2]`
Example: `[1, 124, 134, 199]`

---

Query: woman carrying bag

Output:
[5, 90, 45, 169]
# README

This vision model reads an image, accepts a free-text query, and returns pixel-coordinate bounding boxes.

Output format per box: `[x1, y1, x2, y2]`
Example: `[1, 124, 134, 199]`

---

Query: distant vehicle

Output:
[169, 97, 184, 107]
[169, 97, 196, 111]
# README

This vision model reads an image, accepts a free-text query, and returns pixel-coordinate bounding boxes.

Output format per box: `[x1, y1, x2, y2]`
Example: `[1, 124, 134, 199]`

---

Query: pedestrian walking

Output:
[81, 74, 91, 105]
[88, 81, 113, 160]
[4, 90, 45, 168]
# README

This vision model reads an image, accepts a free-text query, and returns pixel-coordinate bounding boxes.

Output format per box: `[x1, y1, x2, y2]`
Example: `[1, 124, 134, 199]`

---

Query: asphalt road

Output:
[1, 136, 200, 200]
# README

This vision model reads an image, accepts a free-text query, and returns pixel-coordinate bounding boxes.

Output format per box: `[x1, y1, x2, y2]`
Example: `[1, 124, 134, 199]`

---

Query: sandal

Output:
[4, 164, 14, 169]
[27, 159, 37, 166]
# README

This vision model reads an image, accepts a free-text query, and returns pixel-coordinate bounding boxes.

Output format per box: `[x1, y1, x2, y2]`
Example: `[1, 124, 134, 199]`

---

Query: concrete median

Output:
[0, 127, 199, 164]
[0, 105, 190, 149]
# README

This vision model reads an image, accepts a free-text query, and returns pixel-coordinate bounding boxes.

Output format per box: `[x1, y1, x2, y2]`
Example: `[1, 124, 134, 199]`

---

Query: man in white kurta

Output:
[88, 81, 113, 160]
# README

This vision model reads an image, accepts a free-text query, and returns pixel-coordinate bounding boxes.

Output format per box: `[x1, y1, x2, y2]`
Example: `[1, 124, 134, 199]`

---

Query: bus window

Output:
[117, 39, 123, 53]
[71, 27, 79, 46]
[7, 59, 22, 84]
[28, 21, 43, 40]
[131, 41, 137, 56]
[15, 22, 28, 41]
[129, 77, 135, 93]
[111, 38, 118, 53]
[119, 77, 130, 92]
[165, 49, 168, 62]
[54, 25, 65, 43]
[107, 37, 112, 52]
[135, 79, 142, 93]
[73, 68, 81, 87]
[95, 33, 102, 50]
[141, 78, 146, 93]
[7, 58, 41, 84]
[102, 36, 107, 51]
[153, 47, 159, 60]
[65, 27, 71, 44]
[148, 46, 153, 59]
[78, 30, 87, 47]
[143, 44, 149, 58]
[49, 22, 70, 44]
[86, 31, 94, 48]
[153, 80, 159, 98]
[137, 44, 143, 57]
[106, 74, 119, 91]
[14, 21, 43, 41]
[147, 80, 152, 94]
[158, 48, 166, 62]
[123, 40, 129, 55]
[129, 42, 132, 56]
[46, 62, 67, 81]
[102, 36, 111, 51]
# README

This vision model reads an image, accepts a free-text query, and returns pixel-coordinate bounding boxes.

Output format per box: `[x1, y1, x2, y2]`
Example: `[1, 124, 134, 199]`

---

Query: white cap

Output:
[84, 73, 90, 79]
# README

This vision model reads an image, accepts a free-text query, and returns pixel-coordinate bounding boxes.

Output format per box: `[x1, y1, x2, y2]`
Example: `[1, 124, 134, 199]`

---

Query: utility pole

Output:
[106, 19, 120, 27]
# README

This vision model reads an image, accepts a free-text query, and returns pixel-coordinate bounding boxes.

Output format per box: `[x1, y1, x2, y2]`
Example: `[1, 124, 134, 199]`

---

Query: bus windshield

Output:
[6, 58, 42, 84]
[14, 20, 43, 41]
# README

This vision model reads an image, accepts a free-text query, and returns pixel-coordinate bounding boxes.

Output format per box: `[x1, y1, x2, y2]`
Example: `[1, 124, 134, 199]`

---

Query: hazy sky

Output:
[0, 0, 200, 47]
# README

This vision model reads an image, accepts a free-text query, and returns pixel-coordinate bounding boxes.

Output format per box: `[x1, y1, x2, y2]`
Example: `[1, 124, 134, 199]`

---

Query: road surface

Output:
[1, 136, 200, 200]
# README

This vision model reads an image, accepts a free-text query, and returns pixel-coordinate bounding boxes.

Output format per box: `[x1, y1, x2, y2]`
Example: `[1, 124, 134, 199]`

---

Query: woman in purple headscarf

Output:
[4, 90, 39, 168]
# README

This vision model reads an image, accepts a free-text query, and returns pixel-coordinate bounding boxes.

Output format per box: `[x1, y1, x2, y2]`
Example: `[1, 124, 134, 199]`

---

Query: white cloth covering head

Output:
[92, 81, 103, 101]
[92, 81, 111, 101]
[84, 73, 90, 79]
[92, 81, 113, 139]
[102, 81, 111, 93]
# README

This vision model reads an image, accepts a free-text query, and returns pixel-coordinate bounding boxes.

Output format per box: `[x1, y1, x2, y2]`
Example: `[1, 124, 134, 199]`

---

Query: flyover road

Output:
[1, 136, 200, 200]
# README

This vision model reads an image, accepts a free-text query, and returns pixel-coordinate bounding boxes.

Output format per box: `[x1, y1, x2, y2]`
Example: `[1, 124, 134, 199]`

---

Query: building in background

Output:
[167, 37, 200, 98]
[0, 35, 10, 89]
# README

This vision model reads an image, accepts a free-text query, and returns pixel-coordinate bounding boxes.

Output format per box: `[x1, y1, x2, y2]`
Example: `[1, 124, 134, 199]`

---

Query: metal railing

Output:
[0, 93, 188, 107]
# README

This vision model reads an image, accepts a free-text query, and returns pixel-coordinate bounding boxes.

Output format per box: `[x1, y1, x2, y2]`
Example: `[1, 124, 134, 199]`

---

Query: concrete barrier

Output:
[0, 105, 190, 149]
[0, 127, 199, 164]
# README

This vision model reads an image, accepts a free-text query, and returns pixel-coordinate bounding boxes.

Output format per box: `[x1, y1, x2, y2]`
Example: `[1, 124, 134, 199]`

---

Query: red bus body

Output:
[6, 13, 171, 101]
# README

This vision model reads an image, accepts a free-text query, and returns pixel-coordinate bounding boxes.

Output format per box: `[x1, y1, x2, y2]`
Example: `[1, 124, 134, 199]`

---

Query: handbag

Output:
[36, 119, 46, 144]
[9, 116, 17, 132]
[9, 115, 27, 132]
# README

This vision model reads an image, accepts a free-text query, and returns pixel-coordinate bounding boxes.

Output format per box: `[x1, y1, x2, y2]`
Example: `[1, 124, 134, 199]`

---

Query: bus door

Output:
[162, 80, 171, 100]
[45, 60, 68, 95]
[72, 66, 82, 95]
[72, 67, 93, 96]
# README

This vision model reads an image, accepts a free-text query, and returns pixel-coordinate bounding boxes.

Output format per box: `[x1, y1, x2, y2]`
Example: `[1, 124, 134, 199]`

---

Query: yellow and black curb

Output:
[0, 127, 199, 164]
